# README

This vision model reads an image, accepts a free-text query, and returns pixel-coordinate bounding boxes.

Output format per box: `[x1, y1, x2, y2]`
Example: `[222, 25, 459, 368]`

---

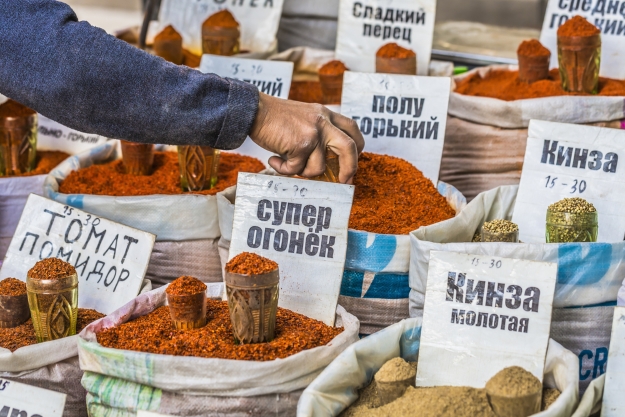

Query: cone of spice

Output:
[202, 9, 240, 56]
[311, 148, 340, 183]
[481, 219, 520, 243]
[546, 197, 598, 243]
[0, 278, 30, 328]
[178, 145, 220, 191]
[374, 357, 417, 406]
[166, 276, 207, 330]
[517, 39, 551, 83]
[120, 140, 155, 176]
[485, 366, 542, 417]
[319, 60, 348, 105]
[376, 43, 417, 75]
[26, 258, 78, 342]
[224, 252, 279, 344]
[153, 25, 184, 65]
[557, 16, 601, 94]
[0, 100, 37, 177]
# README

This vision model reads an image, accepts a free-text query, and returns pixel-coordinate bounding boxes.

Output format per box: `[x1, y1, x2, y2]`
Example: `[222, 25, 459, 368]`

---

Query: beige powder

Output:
[375, 357, 415, 383]
[542, 388, 561, 410]
[486, 366, 542, 397]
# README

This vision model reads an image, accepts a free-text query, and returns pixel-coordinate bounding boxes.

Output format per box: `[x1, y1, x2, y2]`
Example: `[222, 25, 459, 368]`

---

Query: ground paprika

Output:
[204, 9, 239, 28]
[376, 43, 416, 59]
[9, 151, 69, 177]
[558, 15, 600, 37]
[225, 252, 278, 275]
[289, 81, 323, 103]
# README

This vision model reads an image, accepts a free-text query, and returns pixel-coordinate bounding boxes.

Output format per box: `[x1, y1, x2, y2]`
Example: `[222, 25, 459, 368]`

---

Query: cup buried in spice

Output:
[0, 100, 37, 177]
[485, 366, 542, 417]
[375, 43, 417, 75]
[374, 357, 416, 406]
[120, 140, 155, 176]
[557, 16, 601, 94]
[153, 25, 184, 65]
[202, 10, 240, 56]
[546, 197, 598, 243]
[481, 219, 520, 243]
[310, 148, 340, 183]
[0, 278, 30, 328]
[224, 252, 279, 344]
[26, 258, 78, 342]
[517, 39, 551, 84]
[318, 60, 348, 105]
[166, 276, 207, 330]
[178, 145, 220, 191]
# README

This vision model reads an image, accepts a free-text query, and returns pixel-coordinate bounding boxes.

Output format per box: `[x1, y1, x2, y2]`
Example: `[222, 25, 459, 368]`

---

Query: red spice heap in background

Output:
[155, 25, 182, 42]
[558, 15, 600, 37]
[96, 299, 342, 361]
[376, 43, 416, 59]
[289, 81, 323, 103]
[204, 9, 239, 28]
[517, 39, 550, 56]
[0, 100, 35, 118]
[319, 60, 348, 76]
[350, 153, 455, 234]
[182, 50, 201, 68]
[0, 278, 26, 296]
[11, 151, 70, 177]
[28, 258, 76, 280]
[226, 252, 278, 275]
[166, 276, 207, 296]
[59, 152, 264, 196]
[0, 309, 104, 352]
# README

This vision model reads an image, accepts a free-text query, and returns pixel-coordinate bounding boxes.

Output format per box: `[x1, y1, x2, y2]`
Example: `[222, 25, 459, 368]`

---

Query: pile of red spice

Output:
[349, 153, 455, 234]
[204, 9, 239, 28]
[0, 278, 26, 296]
[319, 60, 348, 76]
[376, 43, 416, 59]
[289, 81, 323, 103]
[58, 152, 264, 196]
[226, 252, 278, 275]
[0, 309, 104, 352]
[96, 299, 342, 361]
[11, 151, 70, 177]
[517, 39, 550, 57]
[155, 25, 181, 42]
[558, 15, 600, 37]
[166, 276, 207, 296]
[28, 258, 76, 280]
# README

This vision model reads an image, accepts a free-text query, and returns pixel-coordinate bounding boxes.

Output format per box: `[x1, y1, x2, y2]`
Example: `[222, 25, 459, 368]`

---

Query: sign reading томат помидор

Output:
[416, 251, 557, 388]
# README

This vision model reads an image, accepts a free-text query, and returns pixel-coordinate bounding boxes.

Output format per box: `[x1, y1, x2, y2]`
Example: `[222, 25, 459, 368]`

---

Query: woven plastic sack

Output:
[297, 317, 579, 417]
[571, 375, 604, 417]
[78, 285, 359, 416]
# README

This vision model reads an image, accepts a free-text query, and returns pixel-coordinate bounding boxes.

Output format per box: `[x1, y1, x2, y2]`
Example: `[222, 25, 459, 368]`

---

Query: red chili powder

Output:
[0, 278, 26, 296]
[517, 39, 550, 57]
[558, 15, 600, 37]
[5, 151, 69, 178]
[376, 43, 416, 59]
[155, 25, 182, 42]
[226, 252, 278, 275]
[0, 100, 36, 118]
[319, 60, 348, 76]
[289, 81, 323, 103]
[204, 9, 239, 28]
[58, 152, 264, 196]
[349, 153, 455, 235]
[96, 299, 342, 361]
[28, 258, 76, 280]
[166, 276, 207, 296]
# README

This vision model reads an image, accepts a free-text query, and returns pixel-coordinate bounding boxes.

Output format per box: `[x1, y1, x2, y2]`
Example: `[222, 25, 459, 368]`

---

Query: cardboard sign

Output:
[512, 120, 625, 243]
[340, 71, 450, 183]
[417, 251, 557, 387]
[156, 0, 285, 55]
[335, 0, 437, 75]
[540, 0, 625, 79]
[0, 195, 155, 315]
[0, 379, 66, 417]
[601, 306, 625, 416]
[37, 114, 107, 155]
[228, 173, 354, 325]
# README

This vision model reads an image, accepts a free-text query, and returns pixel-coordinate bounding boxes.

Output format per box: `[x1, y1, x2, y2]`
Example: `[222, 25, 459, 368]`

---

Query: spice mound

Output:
[289, 81, 323, 104]
[486, 366, 542, 397]
[518, 39, 550, 56]
[375, 357, 415, 383]
[4, 151, 69, 178]
[350, 153, 455, 234]
[542, 388, 561, 409]
[0, 278, 26, 296]
[155, 25, 181, 42]
[376, 43, 416, 59]
[558, 15, 600, 37]
[548, 197, 596, 213]
[226, 252, 278, 275]
[319, 60, 348, 76]
[204, 9, 239, 28]
[0, 308, 104, 352]
[96, 299, 343, 361]
[166, 276, 207, 296]
[58, 152, 264, 196]
[483, 219, 519, 234]
[28, 258, 76, 280]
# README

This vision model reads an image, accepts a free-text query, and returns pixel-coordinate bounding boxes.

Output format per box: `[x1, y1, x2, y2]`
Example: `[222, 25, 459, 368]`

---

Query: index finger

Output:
[329, 111, 365, 154]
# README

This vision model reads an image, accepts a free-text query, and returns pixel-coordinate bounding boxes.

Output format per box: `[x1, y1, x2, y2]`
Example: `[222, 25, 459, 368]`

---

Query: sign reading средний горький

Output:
[416, 251, 557, 388]
[335, 0, 436, 75]
[37, 114, 107, 155]
[0, 378, 66, 417]
[340, 71, 450, 183]
[512, 120, 625, 243]
[228, 173, 354, 326]
[0, 194, 155, 315]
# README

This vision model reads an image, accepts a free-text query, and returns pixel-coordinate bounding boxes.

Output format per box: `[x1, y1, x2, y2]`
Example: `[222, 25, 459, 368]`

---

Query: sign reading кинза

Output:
[0, 378, 66, 417]
[417, 251, 557, 388]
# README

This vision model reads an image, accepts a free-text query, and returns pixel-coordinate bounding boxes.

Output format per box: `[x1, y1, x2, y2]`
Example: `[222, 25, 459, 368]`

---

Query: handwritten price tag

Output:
[0, 379, 66, 417]
[37, 114, 107, 155]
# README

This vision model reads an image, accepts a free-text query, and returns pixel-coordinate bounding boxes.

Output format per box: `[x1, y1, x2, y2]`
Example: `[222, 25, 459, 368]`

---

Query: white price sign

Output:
[336, 0, 436, 75]
[0, 379, 66, 417]
[512, 120, 625, 243]
[228, 173, 354, 325]
[340, 71, 450, 183]
[601, 306, 625, 416]
[540, 0, 625, 79]
[37, 115, 107, 155]
[417, 251, 557, 388]
[0, 195, 155, 314]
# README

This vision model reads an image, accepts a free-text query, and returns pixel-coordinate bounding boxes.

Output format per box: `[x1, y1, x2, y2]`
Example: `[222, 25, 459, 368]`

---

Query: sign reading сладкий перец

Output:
[416, 251, 557, 388]
[228, 173, 354, 326]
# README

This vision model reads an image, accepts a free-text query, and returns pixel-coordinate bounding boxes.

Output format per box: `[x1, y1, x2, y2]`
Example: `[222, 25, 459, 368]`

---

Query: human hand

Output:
[249, 92, 365, 184]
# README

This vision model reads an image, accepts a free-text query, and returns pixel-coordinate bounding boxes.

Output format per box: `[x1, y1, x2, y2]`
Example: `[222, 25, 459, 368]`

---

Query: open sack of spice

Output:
[297, 317, 579, 417]
[43, 140, 265, 287]
[409, 185, 623, 393]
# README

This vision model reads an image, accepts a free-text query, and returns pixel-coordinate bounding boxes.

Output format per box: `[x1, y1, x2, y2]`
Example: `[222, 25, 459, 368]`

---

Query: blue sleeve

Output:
[0, 0, 259, 150]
